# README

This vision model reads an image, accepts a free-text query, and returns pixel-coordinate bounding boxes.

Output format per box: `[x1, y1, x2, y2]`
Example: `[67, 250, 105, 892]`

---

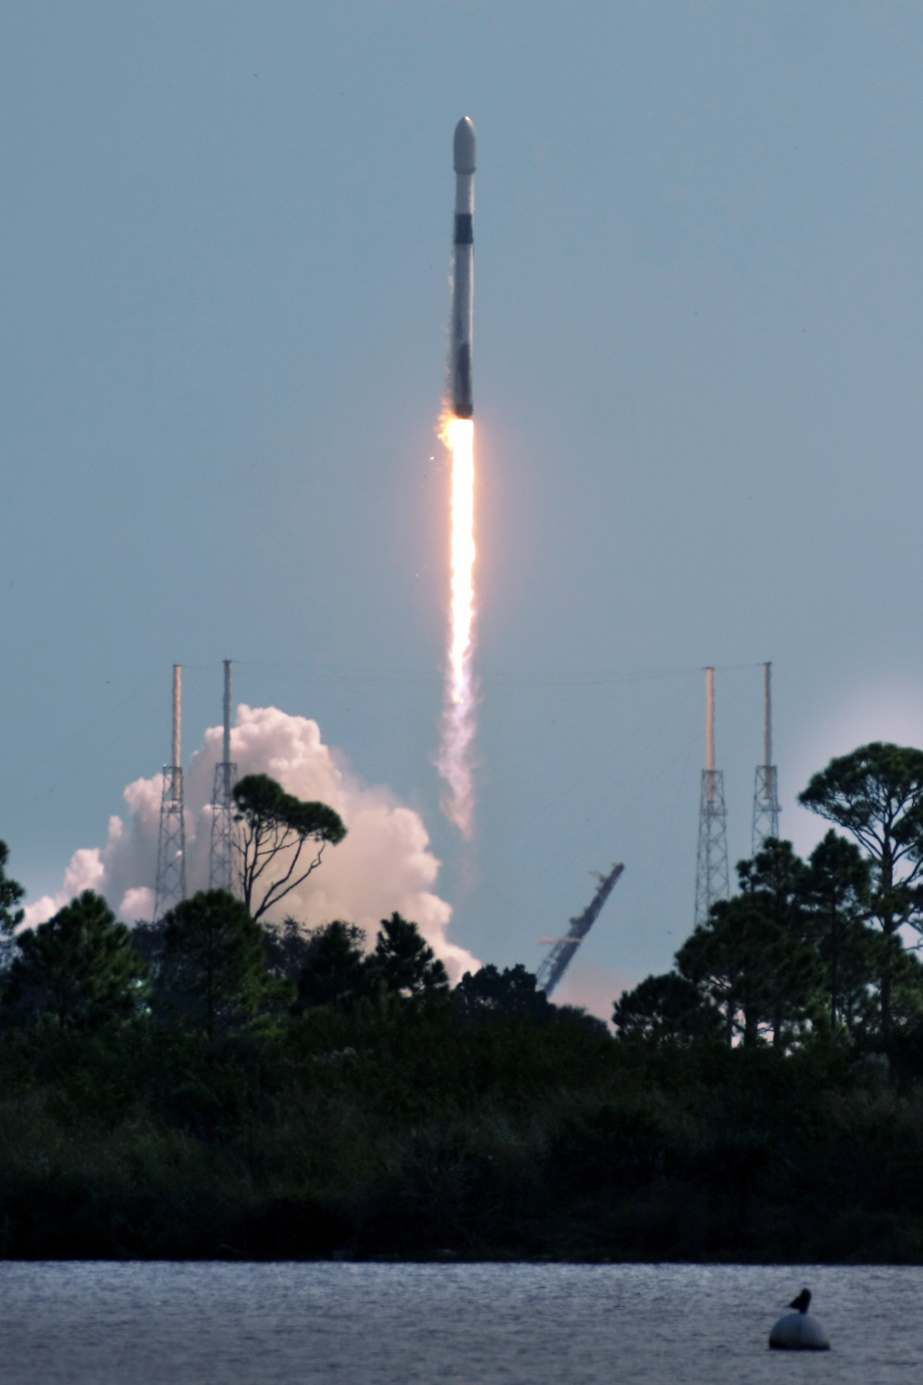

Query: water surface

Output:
[0, 1261, 919, 1384]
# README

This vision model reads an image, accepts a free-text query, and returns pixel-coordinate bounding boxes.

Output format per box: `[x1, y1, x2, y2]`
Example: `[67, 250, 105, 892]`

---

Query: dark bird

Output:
[788, 1289, 811, 1314]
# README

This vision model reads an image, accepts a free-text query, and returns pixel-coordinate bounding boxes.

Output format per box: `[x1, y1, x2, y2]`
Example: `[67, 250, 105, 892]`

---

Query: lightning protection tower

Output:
[751, 660, 780, 853]
[209, 659, 237, 893]
[154, 664, 187, 919]
[694, 666, 729, 925]
[536, 863, 624, 996]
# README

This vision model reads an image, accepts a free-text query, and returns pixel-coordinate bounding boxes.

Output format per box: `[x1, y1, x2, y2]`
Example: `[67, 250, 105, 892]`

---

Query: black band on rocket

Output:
[454, 213, 473, 245]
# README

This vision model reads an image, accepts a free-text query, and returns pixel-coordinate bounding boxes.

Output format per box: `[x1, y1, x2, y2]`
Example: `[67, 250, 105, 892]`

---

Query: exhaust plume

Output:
[435, 415, 478, 835]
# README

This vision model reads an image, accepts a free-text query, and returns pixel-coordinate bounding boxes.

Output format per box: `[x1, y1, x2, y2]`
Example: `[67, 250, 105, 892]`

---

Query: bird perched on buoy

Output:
[769, 1289, 830, 1351]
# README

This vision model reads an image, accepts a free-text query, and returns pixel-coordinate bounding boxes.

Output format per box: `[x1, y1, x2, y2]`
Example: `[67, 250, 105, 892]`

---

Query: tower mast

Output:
[694, 665, 729, 924]
[209, 659, 237, 893]
[751, 660, 781, 852]
[154, 664, 187, 919]
[536, 862, 624, 997]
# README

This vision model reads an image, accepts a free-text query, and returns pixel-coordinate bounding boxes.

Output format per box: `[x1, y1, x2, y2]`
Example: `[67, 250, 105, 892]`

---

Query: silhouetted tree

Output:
[799, 743, 923, 1030]
[158, 889, 270, 1038]
[737, 837, 808, 914]
[129, 918, 167, 976]
[233, 774, 346, 921]
[0, 841, 24, 935]
[676, 892, 822, 1048]
[0, 840, 25, 970]
[802, 830, 875, 1032]
[454, 964, 552, 1023]
[262, 915, 315, 981]
[371, 913, 449, 998]
[890, 949, 923, 1032]
[294, 920, 370, 1011]
[735, 838, 813, 1046]
[5, 890, 146, 1030]
[613, 972, 723, 1045]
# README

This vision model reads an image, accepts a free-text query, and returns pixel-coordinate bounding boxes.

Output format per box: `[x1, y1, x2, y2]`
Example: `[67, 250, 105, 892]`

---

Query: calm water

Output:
[0, 1261, 920, 1384]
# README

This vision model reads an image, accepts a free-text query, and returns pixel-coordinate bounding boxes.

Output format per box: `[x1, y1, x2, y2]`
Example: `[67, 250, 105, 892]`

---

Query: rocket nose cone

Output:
[453, 116, 477, 174]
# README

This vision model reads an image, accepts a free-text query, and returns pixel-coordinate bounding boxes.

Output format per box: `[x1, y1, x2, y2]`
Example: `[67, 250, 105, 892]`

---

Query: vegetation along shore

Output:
[3, 746, 923, 1262]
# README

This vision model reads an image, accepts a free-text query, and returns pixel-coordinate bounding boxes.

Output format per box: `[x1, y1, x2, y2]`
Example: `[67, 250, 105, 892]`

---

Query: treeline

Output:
[1, 744, 923, 1261]
[616, 741, 923, 1046]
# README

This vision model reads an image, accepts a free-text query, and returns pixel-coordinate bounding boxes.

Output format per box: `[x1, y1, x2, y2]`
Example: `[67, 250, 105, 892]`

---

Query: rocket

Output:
[450, 116, 476, 419]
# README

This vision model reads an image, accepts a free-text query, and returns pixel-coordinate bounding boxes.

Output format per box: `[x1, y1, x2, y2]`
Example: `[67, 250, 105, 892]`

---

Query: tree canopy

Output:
[613, 972, 722, 1045]
[0, 840, 25, 970]
[0, 840, 24, 938]
[802, 830, 874, 1031]
[294, 920, 370, 1011]
[371, 913, 449, 999]
[158, 889, 271, 1038]
[799, 742, 923, 873]
[454, 964, 553, 1023]
[232, 773, 346, 921]
[4, 890, 146, 1031]
[676, 894, 817, 1047]
[799, 742, 923, 1029]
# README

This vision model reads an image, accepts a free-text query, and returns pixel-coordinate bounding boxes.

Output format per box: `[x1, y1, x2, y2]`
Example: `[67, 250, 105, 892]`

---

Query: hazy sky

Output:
[4, 1, 923, 1017]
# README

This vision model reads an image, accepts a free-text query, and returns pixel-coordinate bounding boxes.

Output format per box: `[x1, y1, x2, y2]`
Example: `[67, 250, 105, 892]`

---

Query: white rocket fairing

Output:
[451, 116, 476, 419]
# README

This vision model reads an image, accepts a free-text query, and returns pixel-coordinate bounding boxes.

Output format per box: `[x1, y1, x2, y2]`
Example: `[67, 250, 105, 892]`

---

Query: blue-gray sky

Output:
[4, 1, 923, 1015]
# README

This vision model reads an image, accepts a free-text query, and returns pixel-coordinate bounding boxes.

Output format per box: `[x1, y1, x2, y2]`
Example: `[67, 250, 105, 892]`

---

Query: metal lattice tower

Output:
[752, 660, 780, 854]
[209, 658, 237, 893]
[154, 664, 187, 919]
[694, 666, 729, 925]
[536, 863, 624, 996]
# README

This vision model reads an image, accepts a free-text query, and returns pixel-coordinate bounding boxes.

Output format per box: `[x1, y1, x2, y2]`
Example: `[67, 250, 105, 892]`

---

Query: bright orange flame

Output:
[436, 415, 477, 834]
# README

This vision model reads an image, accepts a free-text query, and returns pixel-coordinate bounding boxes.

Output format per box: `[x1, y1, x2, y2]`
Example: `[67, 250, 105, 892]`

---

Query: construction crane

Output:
[535, 862, 624, 997]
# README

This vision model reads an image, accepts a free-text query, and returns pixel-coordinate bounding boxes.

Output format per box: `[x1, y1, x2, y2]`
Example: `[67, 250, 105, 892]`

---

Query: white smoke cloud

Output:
[25, 705, 479, 983]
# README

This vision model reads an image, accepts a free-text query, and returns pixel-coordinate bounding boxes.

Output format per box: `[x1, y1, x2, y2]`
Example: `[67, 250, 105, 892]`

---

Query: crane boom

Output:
[535, 862, 624, 996]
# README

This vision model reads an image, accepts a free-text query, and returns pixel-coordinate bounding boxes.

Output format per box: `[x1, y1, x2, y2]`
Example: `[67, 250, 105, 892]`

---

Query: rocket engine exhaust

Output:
[436, 117, 479, 836]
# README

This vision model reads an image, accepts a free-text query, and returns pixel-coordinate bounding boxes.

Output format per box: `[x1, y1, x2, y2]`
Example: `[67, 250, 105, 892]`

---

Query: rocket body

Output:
[451, 117, 476, 419]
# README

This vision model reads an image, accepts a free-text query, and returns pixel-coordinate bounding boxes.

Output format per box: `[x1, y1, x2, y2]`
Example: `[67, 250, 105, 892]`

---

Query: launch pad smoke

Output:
[26, 704, 479, 984]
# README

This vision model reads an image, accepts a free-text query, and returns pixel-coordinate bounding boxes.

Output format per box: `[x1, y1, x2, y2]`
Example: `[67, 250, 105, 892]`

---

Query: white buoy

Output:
[769, 1311, 831, 1351]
